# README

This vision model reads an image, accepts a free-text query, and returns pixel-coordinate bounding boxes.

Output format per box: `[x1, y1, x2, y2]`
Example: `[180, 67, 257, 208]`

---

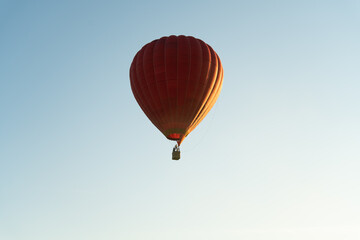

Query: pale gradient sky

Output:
[1, 0, 360, 239]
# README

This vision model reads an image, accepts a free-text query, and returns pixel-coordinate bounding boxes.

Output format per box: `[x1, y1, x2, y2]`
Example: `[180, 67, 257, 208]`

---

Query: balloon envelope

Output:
[130, 35, 223, 145]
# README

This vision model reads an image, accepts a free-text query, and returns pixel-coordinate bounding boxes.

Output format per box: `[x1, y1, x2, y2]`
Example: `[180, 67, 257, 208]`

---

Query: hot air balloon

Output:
[130, 35, 223, 160]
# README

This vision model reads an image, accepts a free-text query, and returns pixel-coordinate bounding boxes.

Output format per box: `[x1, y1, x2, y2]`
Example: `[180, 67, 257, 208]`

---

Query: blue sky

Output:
[1, 0, 360, 239]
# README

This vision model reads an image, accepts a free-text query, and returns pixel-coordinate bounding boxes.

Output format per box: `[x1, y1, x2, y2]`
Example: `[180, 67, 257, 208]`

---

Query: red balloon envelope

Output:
[130, 35, 223, 148]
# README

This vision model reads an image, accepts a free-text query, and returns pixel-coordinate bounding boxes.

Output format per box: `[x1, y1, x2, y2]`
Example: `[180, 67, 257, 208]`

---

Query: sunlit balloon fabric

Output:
[130, 35, 223, 145]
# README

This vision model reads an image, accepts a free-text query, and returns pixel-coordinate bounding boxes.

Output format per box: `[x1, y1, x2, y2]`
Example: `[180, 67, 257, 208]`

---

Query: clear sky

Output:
[1, 0, 360, 239]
